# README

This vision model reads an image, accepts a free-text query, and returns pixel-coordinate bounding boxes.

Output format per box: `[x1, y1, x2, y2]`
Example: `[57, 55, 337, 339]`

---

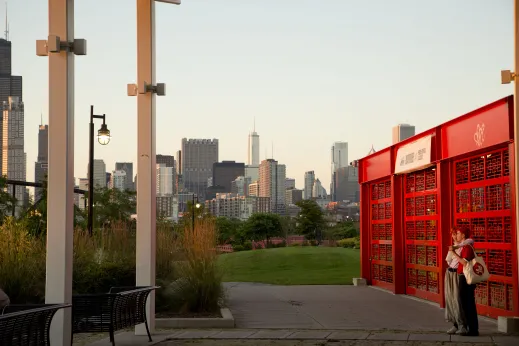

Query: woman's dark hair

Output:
[456, 226, 471, 239]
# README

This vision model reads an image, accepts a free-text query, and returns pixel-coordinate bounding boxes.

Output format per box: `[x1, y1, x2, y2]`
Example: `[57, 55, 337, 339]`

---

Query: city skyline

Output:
[3, 0, 514, 191]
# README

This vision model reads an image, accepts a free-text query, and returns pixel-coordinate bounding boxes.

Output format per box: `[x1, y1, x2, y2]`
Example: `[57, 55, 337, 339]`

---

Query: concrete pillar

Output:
[135, 0, 157, 335]
[45, 0, 75, 344]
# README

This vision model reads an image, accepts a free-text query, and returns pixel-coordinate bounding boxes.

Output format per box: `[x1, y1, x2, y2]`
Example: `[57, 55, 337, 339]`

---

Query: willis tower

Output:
[0, 25, 22, 105]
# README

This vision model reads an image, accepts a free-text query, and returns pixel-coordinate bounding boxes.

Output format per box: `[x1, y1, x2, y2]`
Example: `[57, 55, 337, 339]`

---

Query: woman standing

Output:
[449, 226, 479, 337]
[445, 229, 473, 335]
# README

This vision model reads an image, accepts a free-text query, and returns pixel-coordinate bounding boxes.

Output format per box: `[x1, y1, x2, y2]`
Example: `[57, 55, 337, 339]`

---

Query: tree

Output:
[296, 200, 326, 241]
[243, 213, 283, 246]
[92, 187, 136, 228]
[280, 215, 296, 240]
[215, 217, 243, 245]
[326, 220, 358, 240]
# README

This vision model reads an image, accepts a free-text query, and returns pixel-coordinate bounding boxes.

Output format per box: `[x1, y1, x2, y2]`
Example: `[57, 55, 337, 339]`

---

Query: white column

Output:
[45, 0, 75, 345]
[514, 0, 519, 297]
[135, 0, 157, 335]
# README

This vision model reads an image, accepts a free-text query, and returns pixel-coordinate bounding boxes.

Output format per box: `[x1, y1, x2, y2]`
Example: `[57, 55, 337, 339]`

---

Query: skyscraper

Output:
[304, 171, 315, 200]
[181, 138, 219, 200]
[110, 170, 127, 191]
[247, 122, 260, 166]
[87, 159, 106, 188]
[2, 96, 26, 205]
[35, 124, 49, 200]
[0, 38, 22, 106]
[115, 162, 134, 191]
[259, 159, 286, 214]
[331, 142, 348, 201]
[213, 161, 245, 192]
[392, 124, 415, 144]
[156, 163, 174, 195]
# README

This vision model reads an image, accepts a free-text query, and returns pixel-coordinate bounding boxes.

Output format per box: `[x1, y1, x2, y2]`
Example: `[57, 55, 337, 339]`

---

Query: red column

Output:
[360, 183, 371, 282]
[392, 174, 405, 294]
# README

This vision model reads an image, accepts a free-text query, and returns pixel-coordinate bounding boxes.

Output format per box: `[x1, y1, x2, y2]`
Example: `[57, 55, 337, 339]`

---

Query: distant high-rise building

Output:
[2, 96, 26, 205]
[248, 122, 260, 166]
[110, 170, 127, 191]
[285, 178, 296, 190]
[0, 38, 22, 106]
[87, 159, 106, 188]
[248, 181, 259, 197]
[156, 163, 174, 196]
[115, 162, 134, 191]
[392, 124, 415, 144]
[245, 165, 259, 182]
[181, 138, 218, 200]
[334, 165, 360, 203]
[331, 142, 348, 172]
[285, 188, 303, 205]
[259, 159, 286, 214]
[35, 124, 49, 200]
[213, 161, 245, 192]
[78, 178, 88, 210]
[304, 171, 315, 200]
[156, 154, 175, 168]
[231, 176, 251, 196]
[312, 178, 327, 199]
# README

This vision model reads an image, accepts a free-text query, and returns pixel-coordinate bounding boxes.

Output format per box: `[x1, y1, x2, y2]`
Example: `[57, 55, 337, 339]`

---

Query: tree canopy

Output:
[295, 200, 326, 240]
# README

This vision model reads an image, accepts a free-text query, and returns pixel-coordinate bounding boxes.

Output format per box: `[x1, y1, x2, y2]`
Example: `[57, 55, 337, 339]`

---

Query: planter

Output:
[155, 308, 235, 329]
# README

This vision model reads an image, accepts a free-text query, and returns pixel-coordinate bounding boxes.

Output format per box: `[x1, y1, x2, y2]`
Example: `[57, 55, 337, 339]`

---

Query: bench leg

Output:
[144, 320, 152, 342]
[109, 330, 115, 346]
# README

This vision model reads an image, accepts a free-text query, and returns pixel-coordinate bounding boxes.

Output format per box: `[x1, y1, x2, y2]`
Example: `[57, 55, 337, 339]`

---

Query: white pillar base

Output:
[498, 316, 519, 333]
[352, 278, 367, 286]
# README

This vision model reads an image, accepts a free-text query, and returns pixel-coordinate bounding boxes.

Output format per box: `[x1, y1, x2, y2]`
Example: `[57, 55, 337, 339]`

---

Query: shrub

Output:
[302, 240, 310, 247]
[289, 242, 301, 247]
[243, 241, 253, 251]
[337, 238, 356, 248]
[169, 219, 223, 313]
[309, 240, 318, 246]
[233, 245, 245, 252]
[0, 218, 223, 315]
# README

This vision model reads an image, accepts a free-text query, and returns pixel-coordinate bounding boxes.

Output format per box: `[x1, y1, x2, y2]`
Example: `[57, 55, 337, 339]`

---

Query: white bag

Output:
[463, 245, 490, 285]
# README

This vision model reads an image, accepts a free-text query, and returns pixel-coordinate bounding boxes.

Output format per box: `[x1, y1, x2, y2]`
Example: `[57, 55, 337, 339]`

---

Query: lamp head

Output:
[195, 203, 201, 209]
[97, 123, 111, 145]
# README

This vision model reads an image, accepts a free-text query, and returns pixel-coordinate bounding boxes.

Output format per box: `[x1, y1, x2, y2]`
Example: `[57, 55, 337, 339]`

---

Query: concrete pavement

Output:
[224, 282, 497, 333]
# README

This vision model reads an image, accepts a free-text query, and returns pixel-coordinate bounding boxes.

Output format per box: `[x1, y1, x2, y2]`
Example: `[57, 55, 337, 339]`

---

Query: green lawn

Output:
[218, 246, 360, 285]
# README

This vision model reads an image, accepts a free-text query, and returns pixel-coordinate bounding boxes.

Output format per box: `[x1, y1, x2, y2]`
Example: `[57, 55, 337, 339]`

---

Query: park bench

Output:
[72, 286, 159, 346]
[0, 303, 71, 346]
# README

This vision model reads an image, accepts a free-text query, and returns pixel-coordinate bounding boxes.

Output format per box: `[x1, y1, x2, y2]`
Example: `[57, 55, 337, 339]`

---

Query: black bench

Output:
[0, 303, 71, 346]
[72, 286, 159, 346]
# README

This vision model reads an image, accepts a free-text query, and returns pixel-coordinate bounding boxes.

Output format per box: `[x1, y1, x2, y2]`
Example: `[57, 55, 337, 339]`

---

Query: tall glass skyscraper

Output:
[0, 38, 22, 105]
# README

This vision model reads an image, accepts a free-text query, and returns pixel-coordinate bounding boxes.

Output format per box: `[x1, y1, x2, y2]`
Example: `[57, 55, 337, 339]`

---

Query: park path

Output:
[223, 282, 497, 332]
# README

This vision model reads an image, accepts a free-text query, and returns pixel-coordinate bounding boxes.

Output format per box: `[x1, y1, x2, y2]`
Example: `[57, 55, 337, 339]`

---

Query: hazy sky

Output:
[5, 0, 514, 190]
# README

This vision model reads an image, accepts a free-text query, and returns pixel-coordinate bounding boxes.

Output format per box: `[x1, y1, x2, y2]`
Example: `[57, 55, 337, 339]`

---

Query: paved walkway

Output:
[224, 282, 497, 332]
[88, 329, 519, 346]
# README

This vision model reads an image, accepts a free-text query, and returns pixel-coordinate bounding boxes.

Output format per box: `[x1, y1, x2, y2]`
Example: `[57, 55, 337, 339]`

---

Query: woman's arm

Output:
[451, 250, 468, 266]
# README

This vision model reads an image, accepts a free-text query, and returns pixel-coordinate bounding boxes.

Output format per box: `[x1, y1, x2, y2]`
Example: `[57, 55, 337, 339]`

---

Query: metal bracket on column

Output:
[501, 70, 517, 84]
[36, 35, 87, 57]
[127, 82, 166, 96]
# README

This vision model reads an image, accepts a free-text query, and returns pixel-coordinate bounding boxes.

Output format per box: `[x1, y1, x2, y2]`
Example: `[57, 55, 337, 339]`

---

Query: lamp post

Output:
[88, 105, 111, 236]
[192, 194, 201, 231]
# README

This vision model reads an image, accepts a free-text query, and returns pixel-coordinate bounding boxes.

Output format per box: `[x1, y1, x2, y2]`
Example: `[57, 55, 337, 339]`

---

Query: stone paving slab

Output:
[285, 330, 332, 339]
[408, 333, 451, 342]
[171, 330, 220, 339]
[367, 332, 409, 341]
[210, 330, 256, 339]
[246, 330, 294, 339]
[160, 340, 496, 346]
[327, 331, 371, 340]
[451, 335, 493, 343]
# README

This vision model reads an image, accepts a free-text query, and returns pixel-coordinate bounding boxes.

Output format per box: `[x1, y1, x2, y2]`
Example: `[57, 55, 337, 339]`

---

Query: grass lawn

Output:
[218, 246, 360, 285]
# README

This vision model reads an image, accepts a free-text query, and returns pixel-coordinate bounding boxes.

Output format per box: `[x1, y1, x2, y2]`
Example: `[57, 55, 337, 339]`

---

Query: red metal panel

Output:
[369, 179, 395, 291]
[360, 183, 371, 281]
[404, 166, 441, 303]
[441, 97, 513, 160]
[360, 148, 391, 184]
[453, 147, 518, 318]
[392, 174, 405, 294]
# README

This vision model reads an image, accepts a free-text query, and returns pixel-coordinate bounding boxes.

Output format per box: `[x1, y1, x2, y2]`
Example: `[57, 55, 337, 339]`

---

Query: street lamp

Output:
[88, 105, 111, 236]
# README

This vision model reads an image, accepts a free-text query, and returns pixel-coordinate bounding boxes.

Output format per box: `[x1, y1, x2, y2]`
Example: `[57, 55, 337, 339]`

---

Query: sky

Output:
[4, 0, 515, 191]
